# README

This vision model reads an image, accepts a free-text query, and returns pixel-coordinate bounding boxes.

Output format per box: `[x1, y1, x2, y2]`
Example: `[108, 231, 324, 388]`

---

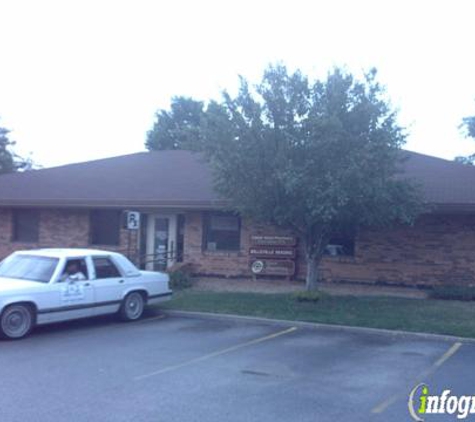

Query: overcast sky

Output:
[0, 0, 474, 168]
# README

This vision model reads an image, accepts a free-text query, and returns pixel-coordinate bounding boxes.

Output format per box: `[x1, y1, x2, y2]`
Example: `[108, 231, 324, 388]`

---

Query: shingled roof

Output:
[0, 151, 222, 209]
[0, 150, 474, 211]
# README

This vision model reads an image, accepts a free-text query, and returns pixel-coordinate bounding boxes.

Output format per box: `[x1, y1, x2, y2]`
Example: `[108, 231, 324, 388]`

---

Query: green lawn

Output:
[161, 290, 475, 338]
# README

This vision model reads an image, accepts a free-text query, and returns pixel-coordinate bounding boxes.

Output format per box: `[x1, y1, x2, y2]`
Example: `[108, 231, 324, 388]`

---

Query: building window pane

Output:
[204, 213, 240, 251]
[90, 210, 120, 246]
[324, 237, 355, 257]
[12, 209, 39, 242]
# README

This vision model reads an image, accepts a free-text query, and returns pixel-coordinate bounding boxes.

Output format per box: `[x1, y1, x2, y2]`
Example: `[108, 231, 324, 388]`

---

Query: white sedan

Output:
[0, 249, 172, 339]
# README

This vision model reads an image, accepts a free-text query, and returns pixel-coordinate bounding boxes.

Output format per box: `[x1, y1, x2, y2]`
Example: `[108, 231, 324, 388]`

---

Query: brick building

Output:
[1, 150, 475, 287]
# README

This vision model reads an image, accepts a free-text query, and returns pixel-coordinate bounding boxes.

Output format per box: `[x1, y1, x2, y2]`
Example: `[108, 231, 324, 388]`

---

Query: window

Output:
[90, 210, 121, 246]
[60, 258, 89, 282]
[12, 209, 39, 242]
[203, 212, 241, 251]
[324, 236, 355, 257]
[93, 257, 122, 279]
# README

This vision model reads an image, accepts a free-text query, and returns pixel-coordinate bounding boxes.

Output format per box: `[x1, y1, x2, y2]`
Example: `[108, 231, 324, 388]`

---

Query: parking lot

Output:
[0, 311, 473, 422]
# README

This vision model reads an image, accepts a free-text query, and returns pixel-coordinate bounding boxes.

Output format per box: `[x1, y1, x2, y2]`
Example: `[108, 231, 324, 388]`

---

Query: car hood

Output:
[0, 277, 46, 293]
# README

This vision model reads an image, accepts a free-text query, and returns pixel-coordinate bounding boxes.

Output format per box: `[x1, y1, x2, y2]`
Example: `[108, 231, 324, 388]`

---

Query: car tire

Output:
[119, 292, 145, 321]
[1, 304, 34, 340]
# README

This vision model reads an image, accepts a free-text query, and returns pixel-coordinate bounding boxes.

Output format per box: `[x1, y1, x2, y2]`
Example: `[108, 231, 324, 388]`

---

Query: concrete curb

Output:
[163, 309, 475, 344]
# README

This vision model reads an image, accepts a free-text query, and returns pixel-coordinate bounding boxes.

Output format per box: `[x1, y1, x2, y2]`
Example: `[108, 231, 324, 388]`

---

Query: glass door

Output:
[146, 214, 177, 271]
[153, 217, 169, 271]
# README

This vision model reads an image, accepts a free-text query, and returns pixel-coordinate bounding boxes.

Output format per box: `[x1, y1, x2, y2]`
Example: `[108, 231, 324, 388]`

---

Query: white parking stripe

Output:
[135, 326, 297, 381]
[371, 341, 463, 414]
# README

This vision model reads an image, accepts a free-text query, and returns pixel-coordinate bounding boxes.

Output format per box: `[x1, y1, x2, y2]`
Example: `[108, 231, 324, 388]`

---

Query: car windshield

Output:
[0, 254, 59, 283]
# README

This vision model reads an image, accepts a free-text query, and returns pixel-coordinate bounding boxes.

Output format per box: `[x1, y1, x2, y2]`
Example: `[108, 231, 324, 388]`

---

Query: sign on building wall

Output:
[249, 246, 296, 259]
[250, 235, 297, 246]
[249, 235, 297, 278]
[250, 259, 296, 277]
[124, 211, 140, 230]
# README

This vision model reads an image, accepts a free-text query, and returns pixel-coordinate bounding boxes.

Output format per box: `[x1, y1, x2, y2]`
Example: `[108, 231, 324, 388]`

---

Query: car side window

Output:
[61, 258, 89, 282]
[93, 257, 122, 279]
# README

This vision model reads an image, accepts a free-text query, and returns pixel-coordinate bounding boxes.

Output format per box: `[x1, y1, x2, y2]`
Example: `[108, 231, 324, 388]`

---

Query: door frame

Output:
[146, 213, 178, 271]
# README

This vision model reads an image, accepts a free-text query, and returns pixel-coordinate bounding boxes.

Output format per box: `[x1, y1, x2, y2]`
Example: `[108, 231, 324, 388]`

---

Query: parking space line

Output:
[371, 341, 463, 414]
[371, 394, 399, 415]
[434, 342, 462, 367]
[134, 326, 298, 381]
[135, 314, 167, 323]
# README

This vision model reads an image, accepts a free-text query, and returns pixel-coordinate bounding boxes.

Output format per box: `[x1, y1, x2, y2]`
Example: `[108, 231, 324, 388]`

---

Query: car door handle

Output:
[119, 280, 124, 284]
[84, 283, 91, 287]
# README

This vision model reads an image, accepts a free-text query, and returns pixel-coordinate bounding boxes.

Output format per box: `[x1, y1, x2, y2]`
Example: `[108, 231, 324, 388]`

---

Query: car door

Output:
[90, 256, 126, 316]
[40, 257, 95, 323]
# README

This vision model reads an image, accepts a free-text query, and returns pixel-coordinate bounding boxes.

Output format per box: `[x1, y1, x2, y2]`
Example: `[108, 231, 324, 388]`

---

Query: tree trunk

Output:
[302, 225, 328, 291]
[305, 254, 320, 291]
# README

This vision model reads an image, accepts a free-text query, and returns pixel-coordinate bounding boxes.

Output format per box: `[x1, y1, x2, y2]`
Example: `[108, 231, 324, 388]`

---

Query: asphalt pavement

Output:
[0, 311, 473, 422]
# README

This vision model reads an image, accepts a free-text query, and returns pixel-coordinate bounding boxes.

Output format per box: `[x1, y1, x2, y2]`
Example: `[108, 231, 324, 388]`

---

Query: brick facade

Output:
[1, 207, 474, 287]
[183, 212, 296, 278]
[183, 211, 475, 287]
[0, 208, 138, 260]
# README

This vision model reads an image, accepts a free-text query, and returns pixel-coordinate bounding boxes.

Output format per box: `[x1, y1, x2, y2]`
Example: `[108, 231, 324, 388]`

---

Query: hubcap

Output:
[126, 294, 143, 319]
[2, 307, 31, 338]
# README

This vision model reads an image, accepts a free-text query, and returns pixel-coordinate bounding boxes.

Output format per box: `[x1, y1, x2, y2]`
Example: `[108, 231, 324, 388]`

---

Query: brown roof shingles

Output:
[401, 151, 475, 208]
[0, 151, 222, 209]
[0, 150, 474, 210]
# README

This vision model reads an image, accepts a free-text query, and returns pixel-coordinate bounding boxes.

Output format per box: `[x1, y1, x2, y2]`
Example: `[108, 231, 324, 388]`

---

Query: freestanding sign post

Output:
[249, 235, 297, 279]
[123, 211, 141, 264]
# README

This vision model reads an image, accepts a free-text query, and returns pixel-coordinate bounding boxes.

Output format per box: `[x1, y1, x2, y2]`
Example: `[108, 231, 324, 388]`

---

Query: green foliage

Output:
[201, 64, 423, 289]
[430, 285, 475, 301]
[292, 290, 321, 302]
[168, 270, 193, 290]
[454, 110, 475, 164]
[162, 291, 475, 338]
[0, 121, 29, 174]
[454, 155, 475, 165]
[146, 96, 205, 151]
[463, 115, 475, 139]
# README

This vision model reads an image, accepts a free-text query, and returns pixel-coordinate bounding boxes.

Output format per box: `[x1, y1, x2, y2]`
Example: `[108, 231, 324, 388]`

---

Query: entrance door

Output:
[146, 214, 177, 271]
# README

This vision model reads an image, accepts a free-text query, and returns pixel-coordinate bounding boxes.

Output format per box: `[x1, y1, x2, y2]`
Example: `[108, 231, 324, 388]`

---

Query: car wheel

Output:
[120, 292, 145, 321]
[1, 304, 34, 340]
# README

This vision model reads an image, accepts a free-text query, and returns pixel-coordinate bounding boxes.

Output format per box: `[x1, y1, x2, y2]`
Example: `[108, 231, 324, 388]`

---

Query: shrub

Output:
[292, 290, 321, 303]
[430, 285, 475, 301]
[169, 270, 193, 290]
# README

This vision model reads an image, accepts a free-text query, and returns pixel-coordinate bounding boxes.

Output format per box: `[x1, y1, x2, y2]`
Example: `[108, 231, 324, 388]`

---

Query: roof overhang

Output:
[428, 203, 475, 214]
[2, 200, 475, 215]
[0, 199, 229, 210]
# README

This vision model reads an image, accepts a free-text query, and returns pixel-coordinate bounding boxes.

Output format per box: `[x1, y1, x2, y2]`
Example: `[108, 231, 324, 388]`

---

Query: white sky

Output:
[0, 0, 474, 168]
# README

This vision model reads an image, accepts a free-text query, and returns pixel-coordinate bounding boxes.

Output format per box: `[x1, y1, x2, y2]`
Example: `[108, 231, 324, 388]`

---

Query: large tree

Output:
[0, 120, 29, 174]
[146, 96, 205, 151]
[202, 65, 423, 291]
[462, 114, 475, 139]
